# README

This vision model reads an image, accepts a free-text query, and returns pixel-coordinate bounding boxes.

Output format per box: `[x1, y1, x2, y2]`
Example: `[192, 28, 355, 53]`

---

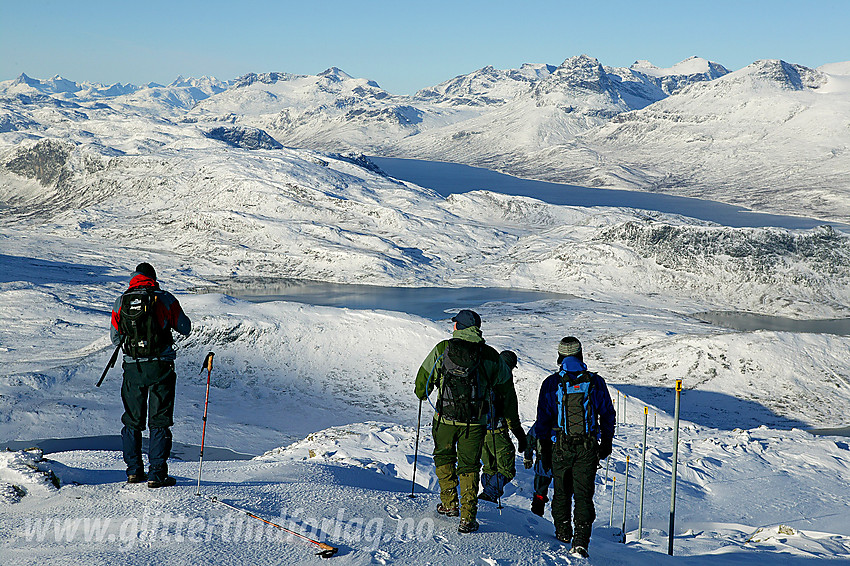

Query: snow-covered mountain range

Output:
[3, 53, 847, 222]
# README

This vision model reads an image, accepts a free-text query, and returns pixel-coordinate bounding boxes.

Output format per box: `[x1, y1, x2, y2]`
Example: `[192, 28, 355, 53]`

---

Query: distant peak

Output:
[737, 59, 825, 89]
[631, 57, 727, 78]
[319, 67, 353, 80]
[12, 73, 39, 86]
[559, 54, 601, 68]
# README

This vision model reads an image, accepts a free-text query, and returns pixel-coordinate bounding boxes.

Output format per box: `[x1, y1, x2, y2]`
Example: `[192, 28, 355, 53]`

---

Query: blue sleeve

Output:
[532, 374, 558, 441]
[593, 375, 616, 440]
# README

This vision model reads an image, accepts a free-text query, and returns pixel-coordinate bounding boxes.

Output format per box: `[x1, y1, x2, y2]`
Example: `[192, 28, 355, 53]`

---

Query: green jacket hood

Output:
[452, 326, 484, 343]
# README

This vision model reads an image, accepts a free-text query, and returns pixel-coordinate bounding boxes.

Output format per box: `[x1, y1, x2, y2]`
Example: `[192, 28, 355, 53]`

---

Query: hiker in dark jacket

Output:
[532, 337, 615, 557]
[110, 263, 191, 488]
[415, 309, 523, 534]
[479, 350, 527, 504]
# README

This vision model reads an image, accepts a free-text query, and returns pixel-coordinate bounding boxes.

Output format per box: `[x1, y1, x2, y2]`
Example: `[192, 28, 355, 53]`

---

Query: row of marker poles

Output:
[607, 379, 681, 555]
[617, 389, 658, 429]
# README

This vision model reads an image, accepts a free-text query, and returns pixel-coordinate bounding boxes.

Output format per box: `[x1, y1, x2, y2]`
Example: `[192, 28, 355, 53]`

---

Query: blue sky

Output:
[1, 0, 848, 94]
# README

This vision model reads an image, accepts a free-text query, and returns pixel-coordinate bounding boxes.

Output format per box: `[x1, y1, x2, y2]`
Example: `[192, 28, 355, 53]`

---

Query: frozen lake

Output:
[694, 311, 850, 336]
[197, 280, 850, 336]
[198, 279, 576, 321]
[370, 156, 844, 230]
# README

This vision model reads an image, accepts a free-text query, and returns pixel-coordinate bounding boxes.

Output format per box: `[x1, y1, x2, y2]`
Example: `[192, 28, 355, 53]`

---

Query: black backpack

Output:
[437, 339, 486, 424]
[118, 288, 172, 359]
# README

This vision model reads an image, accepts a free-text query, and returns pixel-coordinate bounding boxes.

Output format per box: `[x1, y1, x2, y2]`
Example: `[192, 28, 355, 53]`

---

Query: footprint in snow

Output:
[371, 549, 391, 564]
[384, 503, 403, 520]
[433, 531, 455, 553]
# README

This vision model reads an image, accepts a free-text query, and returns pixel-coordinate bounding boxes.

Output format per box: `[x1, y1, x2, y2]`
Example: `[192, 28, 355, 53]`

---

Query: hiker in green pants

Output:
[479, 350, 527, 503]
[415, 310, 522, 533]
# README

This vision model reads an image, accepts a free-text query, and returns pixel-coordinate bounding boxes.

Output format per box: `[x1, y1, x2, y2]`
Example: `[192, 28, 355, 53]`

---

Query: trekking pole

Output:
[204, 495, 339, 558]
[639, 407, 648, 540]
[410, 399, 423, 498]
[668, 379, 683, 556]
[604, 455, 611, 487]
[95, 342, 122, 387]
[621, 455, 630, 543]
[616, 391, 620, 432]
[196, 352, 214, 496]
[492, 427, 503, 513]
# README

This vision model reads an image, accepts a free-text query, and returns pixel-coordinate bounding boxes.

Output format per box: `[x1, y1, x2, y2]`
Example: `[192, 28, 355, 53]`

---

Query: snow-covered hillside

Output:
[518, 60, 850, 222]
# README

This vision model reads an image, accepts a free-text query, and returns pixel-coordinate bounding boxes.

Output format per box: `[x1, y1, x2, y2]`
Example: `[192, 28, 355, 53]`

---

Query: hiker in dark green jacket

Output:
[415, 309, 522, 533]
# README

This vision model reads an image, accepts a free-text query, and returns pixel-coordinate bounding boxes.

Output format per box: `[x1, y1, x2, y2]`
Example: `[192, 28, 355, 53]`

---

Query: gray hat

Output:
[558, 336, 582, 358]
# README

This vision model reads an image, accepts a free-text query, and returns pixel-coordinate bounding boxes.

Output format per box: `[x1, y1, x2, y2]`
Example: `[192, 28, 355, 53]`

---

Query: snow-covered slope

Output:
[183, 68, 467, 152]
[413, 63, 556, 106]
[390, 55, 672, 162]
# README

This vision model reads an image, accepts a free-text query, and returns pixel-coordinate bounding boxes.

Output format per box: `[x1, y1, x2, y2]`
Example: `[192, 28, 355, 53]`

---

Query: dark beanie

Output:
[135, 262, 157, 280]
[558, 336, 582, 358]
[452, 309, 481, 330]
[500, 350, 518, 370]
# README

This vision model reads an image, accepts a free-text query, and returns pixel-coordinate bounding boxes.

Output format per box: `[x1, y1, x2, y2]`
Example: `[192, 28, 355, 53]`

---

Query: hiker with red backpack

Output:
[110, 263, 191, 488]
[531, 337, 615, 558]
[414, 309, 522, 533]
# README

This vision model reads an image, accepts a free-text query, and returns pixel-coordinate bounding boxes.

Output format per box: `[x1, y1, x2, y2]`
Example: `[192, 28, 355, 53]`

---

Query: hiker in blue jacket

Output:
[531, 337, 615, 558]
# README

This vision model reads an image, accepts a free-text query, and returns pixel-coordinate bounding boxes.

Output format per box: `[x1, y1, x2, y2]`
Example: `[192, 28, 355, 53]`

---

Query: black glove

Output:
[512, 426, 527, 454]
[598, 436, 613, 461]
[523, 457, 533, 469]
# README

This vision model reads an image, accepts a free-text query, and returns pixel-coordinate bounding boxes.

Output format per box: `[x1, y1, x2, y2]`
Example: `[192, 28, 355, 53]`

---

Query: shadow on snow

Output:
[610, 384, 809, 431]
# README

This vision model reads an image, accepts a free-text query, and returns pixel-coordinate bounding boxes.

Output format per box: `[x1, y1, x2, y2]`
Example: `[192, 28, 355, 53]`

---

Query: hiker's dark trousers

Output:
[121, 360, 176, 481]
[551, 436, 599, 545]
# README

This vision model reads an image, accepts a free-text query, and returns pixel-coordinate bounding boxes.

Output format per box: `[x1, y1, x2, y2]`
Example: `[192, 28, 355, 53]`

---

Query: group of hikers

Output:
[110, 264, 615, 558]
[415, 309, 615, 557]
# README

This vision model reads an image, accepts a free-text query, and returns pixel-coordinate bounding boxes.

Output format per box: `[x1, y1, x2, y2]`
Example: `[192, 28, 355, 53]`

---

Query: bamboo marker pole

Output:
[639, 406, 648, 539]
[668, 379, 683, 556]
[621, 455, 630, 543]
[609, 476, 617, 527]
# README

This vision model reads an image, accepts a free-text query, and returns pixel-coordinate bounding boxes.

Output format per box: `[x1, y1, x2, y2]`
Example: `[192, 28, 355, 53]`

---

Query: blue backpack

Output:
[556, 362, 597, 439]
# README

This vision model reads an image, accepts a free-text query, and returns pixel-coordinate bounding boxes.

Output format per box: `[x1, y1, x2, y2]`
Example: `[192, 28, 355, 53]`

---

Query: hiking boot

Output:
[457, 518, 479, 533]
[436, 503, 459, 517]
[531, 493, 546, 516]
[555, 526, 572, 544]
[569, 545, 589, 558]
[147, 476, 177, 489]
[126, 472, 147, 484]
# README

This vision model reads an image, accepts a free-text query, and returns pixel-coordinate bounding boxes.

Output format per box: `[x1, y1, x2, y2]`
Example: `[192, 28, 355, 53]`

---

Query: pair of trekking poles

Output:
[98, 348, 338, 558]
